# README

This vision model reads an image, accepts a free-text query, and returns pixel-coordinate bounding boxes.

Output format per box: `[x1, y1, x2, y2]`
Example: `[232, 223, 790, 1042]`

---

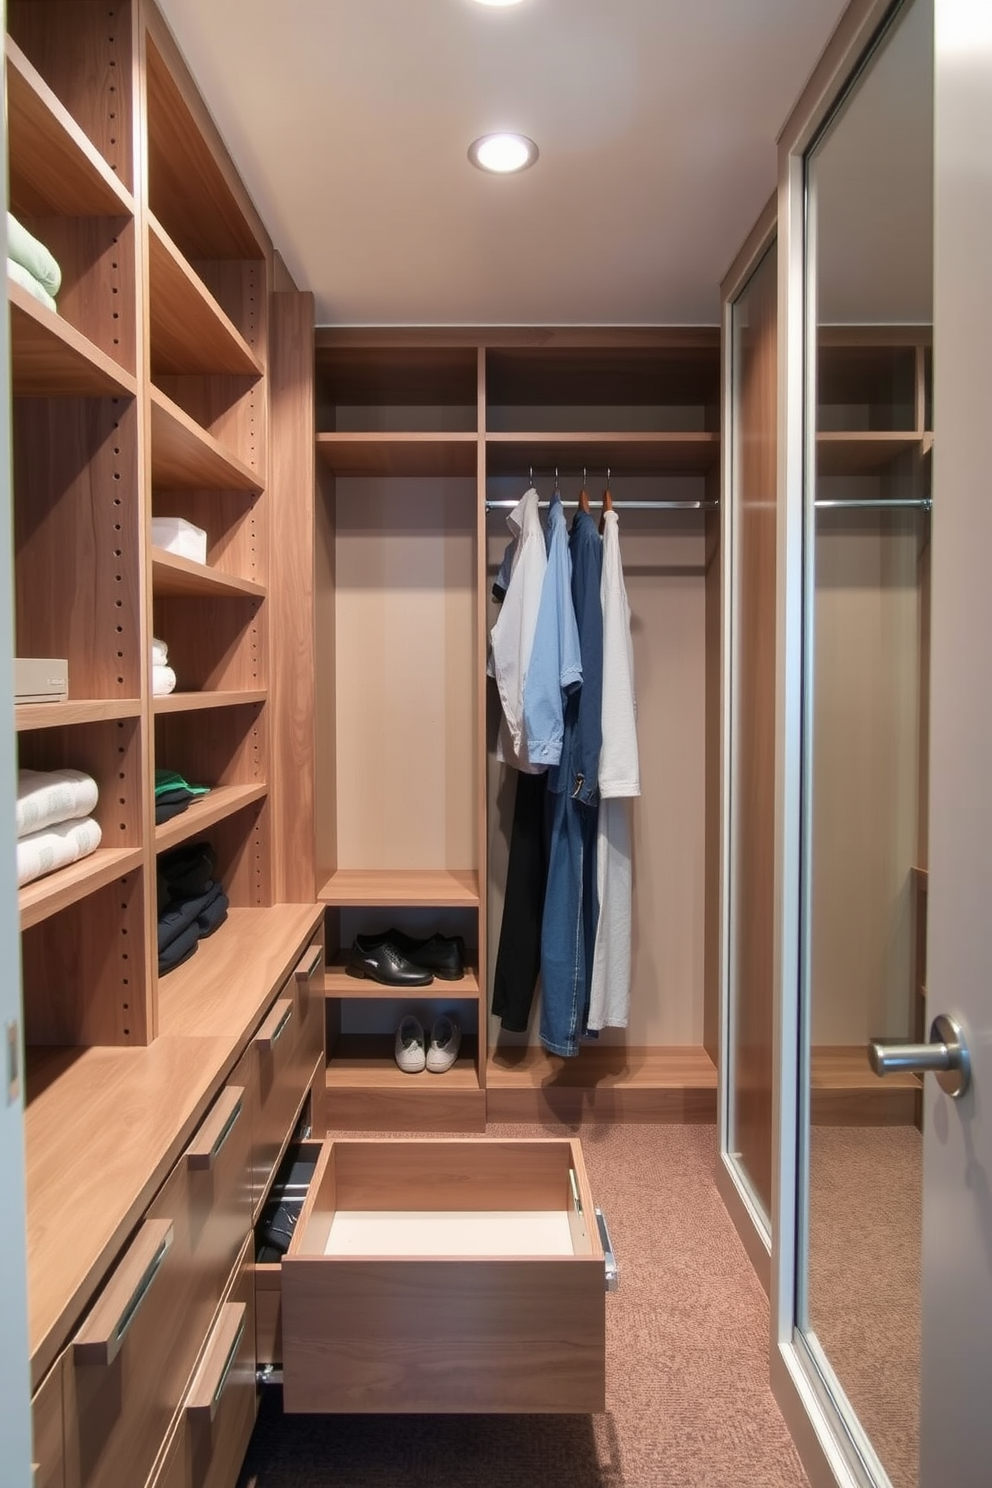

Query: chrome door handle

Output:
[868, 1013, 971, 1099]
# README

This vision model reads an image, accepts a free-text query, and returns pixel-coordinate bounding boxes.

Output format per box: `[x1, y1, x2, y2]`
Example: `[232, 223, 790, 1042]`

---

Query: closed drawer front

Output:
[32, 1354, 64, 1488]
[291, 939, 325, 1092]
[252, 992, 304, 1209]
[64, 1081, 251, 1488]
[147, 1256, 256, 1488]
[279, 1137, 607, 1414]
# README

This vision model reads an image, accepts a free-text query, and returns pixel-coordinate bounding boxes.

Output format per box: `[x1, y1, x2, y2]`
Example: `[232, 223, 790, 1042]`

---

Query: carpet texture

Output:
[237, 1122, 810, 1488]
[807, 1125, 921, 1488]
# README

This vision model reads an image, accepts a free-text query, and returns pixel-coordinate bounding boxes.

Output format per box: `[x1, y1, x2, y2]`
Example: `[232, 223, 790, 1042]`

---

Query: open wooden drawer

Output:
[271, 1137, 611, 1414]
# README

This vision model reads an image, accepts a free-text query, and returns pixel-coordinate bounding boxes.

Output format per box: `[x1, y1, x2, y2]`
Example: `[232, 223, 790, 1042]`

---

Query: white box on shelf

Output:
[14, 658, 68, 703]
[151, 516, 208, 566]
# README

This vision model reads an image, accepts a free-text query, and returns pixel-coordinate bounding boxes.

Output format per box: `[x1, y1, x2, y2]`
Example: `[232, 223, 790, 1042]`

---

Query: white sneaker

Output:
[426, 1015, 461, 1074]
[394, 1015, 426, 1073]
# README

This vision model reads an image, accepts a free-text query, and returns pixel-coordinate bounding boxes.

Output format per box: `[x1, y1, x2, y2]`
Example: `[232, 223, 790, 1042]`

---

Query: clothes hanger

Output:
[579, 467, 591, 513]
[600, 467, 614, 533]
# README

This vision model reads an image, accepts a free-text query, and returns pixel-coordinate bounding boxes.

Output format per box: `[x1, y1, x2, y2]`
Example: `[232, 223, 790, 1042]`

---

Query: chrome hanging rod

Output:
[485, 498, 719, 512]
[815, 497, 932, 510]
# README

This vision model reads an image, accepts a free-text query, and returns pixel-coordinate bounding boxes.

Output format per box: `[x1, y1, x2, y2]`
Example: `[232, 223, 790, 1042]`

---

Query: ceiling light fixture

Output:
[468, 132, 539, 174]
[470, 1, 527, 7]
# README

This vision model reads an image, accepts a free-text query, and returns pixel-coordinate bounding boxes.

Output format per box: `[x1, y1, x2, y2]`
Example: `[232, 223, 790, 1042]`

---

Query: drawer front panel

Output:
[32, 1353, 64, 1488]
[252, 995, 304, 1208]
[182, 1262, 257, 1488]
[291, 939, 325, 1091]
[282, 1255, 605, 1414]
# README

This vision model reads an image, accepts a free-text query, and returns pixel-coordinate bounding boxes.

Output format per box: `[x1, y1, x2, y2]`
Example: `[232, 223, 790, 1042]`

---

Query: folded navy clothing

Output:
[158, 918, 201, 974]
[159, 839, 217, 899]
[158, 880, 223, 953]
[197, 887, 229, 938]
[155, 797, 191, 825]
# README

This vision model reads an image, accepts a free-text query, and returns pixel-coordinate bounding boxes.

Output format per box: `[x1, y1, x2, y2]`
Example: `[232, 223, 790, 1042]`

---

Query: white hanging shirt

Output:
[488, 488, 547, 771]
[598, 509, 640, 798]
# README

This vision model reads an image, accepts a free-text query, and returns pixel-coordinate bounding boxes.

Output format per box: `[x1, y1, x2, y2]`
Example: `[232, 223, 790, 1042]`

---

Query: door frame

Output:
[771, 1, 909, 1485]
[717, 193, 778, 1298]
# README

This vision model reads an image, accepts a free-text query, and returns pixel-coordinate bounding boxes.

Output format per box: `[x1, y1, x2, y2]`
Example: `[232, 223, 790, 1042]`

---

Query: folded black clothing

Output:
[197, 887, 229, 938]
[155, 797, 191, 825]
[158, 918, 201, 975]
[158, 880, 222, 953]
[159, 839, 217, 899]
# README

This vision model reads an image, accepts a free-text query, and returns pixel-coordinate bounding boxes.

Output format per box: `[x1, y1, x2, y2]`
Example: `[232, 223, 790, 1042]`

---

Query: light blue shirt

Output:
[522, 494, 583, 767]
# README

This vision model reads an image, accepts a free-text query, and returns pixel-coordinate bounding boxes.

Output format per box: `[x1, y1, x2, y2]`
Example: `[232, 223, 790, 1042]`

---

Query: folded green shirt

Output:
[154, 769, 210, 799]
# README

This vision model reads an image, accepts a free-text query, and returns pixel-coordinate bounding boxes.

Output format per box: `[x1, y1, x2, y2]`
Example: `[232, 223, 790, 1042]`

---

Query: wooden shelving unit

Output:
[19, 846, 144, 931]
[8, 282, 137, 396]
[148, 214, 264, 378]
[151, 547, 266, 599]
[318, 867, 481, 907]
[150, 385, 264, 490]
[153, 689, 267, 714]
[15, 699, 142, 730]
[153, 783, 268, 852]
[321, 961, 482, 1000]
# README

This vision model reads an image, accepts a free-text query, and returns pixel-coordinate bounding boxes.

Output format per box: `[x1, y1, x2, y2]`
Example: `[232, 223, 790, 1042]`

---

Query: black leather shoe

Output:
[348, 935, 433, 986]
[365, 928, 465, 980]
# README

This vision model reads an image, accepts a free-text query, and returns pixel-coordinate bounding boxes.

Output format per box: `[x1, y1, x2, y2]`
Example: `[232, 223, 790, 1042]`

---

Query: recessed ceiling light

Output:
[468, 133, 539, 174]
[471, 1, 527, 7]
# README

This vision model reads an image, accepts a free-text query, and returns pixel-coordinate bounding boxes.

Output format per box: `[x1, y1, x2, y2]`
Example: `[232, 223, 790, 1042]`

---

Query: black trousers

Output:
[491, 770, 549, 1032]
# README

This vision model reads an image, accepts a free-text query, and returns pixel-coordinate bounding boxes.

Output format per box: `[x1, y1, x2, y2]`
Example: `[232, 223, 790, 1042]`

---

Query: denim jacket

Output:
[522, 493, 583, 768]
[549, 508, 603, 805]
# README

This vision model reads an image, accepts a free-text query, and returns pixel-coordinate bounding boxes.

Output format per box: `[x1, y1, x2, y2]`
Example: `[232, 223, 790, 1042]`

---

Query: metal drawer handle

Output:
[596, 1207, 620, 1292]
[294, 946, 322, 982]
[187, 1087, 245, 1171]
[186, 1302, 247, 1426]
[255, 998, 293, 1050]
[74, 1218, 174, 1366]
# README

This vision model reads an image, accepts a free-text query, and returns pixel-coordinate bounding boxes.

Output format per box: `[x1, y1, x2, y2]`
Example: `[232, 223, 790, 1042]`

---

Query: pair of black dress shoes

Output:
[348, 929, 466, 987]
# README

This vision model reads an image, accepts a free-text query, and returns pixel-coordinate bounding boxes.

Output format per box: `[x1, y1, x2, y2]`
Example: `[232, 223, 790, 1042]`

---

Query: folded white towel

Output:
[7, 258, 57, 313]
[17, 816, 102, 888]
[153, 663, 177, 696]
[151, 637, 169, 666]
[16, 768, 99, 840]
[7, 213, 62, 296]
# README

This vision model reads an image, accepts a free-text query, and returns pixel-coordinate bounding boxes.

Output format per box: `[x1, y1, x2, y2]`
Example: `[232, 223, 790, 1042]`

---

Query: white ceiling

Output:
[156, 0, 851, 328]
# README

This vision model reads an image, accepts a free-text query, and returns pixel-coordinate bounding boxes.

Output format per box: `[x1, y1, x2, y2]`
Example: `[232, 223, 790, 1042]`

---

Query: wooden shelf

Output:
[326, 1035, 480, 1090]
[6, 40, 135, 217]
[8, 280, 138, 397]
[15, 699, 142, 731]
[322, 960, 481, 1001]
[153, 689, 266, 715]
[151, 547, 265, 599]
[157, 904, 324, 1040]
[150, 385, 263, 492]
[485, 1044, 718, 1124]
[810, 1045, 921, 1126]
[316, 432, 478, 477]
[485, 431, 720, 475]
[318, 867, 480, 907]
[148, 214, 263, 378]
[816, 432, 922, 476]
[154, 784, 268, 853]
[19, 847, 144, 932]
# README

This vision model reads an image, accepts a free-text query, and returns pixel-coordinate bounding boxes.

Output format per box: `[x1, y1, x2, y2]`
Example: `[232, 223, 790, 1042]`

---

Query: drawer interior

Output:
[292, 1138, 599, 1259]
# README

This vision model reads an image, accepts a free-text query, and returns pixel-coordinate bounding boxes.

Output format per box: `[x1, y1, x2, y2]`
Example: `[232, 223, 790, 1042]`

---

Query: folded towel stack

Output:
[158, 839, 230, 975]
[155, 768, 211, 825]
[152, 636, 177, 696]
[7, 213, 62, 313]
[16, 768, 101, 887]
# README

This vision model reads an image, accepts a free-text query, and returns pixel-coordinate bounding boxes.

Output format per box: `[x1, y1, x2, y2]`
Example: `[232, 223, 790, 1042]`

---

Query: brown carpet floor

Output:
[807, 1125, 921, 1488]
[237, 1122, 810, 1488]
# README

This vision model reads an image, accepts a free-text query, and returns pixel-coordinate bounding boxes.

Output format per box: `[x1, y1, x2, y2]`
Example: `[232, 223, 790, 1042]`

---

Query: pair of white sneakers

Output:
[394, 1014, 461, 1074]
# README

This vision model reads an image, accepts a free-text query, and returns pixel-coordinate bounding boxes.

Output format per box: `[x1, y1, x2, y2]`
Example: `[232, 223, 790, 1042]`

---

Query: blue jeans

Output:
[539, 785, 599, 1057]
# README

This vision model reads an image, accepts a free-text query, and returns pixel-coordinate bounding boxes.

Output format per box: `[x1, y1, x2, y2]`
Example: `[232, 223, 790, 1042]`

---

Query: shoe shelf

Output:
[321, 959, 481, 1001]
[317, 867, 481, 908]
[153, 783, 269, 854]
[6, 39, 134, 218]
[151, 547, 266, 600]
[153, 689, 267, 715]
[150, 386, 264, 492]
[15, 699, 142, 731]
[147, 214, 264, 379]
[18, 846, 144, 932]
[8, 281, 138, 398]
[325, 1036, 479, 1087]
